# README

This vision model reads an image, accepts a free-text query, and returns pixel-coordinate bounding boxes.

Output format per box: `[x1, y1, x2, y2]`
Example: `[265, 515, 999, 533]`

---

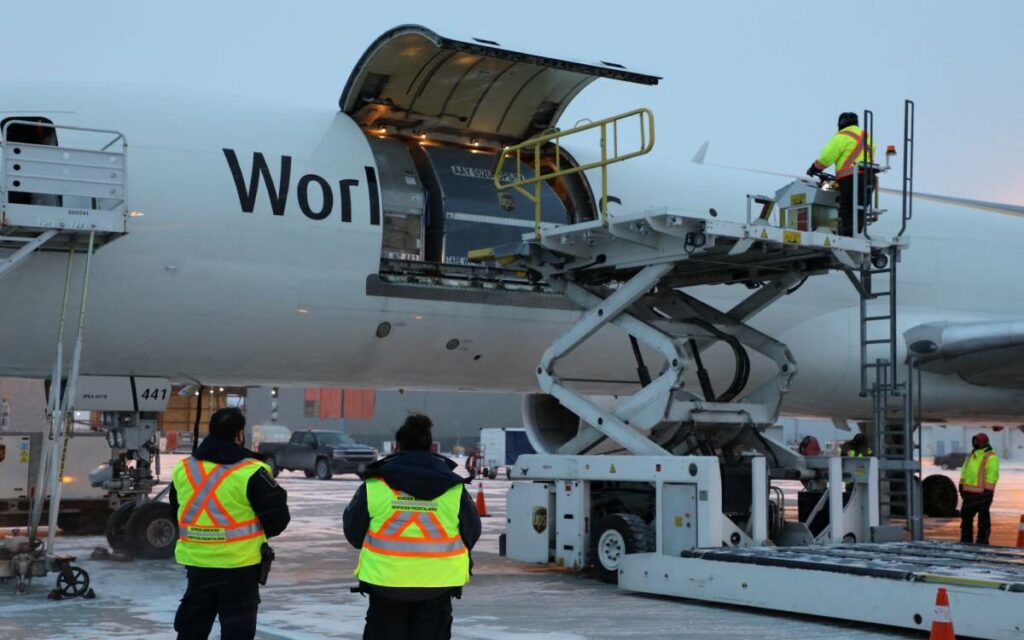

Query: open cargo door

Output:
[340, 24, 660, 146]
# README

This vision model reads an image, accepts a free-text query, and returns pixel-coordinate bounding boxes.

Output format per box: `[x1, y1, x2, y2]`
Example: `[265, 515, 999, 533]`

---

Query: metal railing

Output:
[492, 108, 655, 239]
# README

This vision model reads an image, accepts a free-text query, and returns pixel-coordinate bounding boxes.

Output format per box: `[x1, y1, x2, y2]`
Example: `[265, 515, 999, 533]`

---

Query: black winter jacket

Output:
[343, 450, 481, 600]
[169, 435, 291, 548]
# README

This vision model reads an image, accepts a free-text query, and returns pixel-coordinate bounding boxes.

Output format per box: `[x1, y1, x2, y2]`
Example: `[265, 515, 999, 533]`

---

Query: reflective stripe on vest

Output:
[962, 451, 996, 493]
[836, 129, 871, 178]
[173, 457, 267, 567]
[354, 478, 469, 588]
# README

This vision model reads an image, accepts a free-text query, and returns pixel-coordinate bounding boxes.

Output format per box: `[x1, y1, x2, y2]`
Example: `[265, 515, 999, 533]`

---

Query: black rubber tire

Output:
[589, 513, 654, 584]
[486, 468, 498, 480]
[505, 467, 512, 480]
[125, 502, 178, 560]
[105, 501, 137, 552]
[267, 456, 281, 478]
[303, 469, 316, 478]
[315, 458, 333, 481]
[923, 474, 959, 517]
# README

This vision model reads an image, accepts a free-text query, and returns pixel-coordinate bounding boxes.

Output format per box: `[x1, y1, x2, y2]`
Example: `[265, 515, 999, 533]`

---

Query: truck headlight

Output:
[332, 450, 345, 458]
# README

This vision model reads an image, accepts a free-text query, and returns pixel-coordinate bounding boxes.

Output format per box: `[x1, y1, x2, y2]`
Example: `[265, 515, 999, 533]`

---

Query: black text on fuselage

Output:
[223, 149, 380, 225]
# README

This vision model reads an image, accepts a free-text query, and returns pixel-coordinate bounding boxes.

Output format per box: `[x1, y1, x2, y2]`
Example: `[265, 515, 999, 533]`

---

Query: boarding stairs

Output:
[474, 109, 901, 458]
[1, 120, 129, 581]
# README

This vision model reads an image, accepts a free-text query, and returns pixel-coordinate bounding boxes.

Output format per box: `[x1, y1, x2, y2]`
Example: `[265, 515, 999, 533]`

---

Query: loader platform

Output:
[619, 542, 1024, 639]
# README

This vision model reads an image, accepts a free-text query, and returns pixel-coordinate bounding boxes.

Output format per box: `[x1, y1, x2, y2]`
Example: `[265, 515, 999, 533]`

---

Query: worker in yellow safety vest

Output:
[842, 432, 873, 457]
[807, 112, 878, 236]
[960, 432, 1000, 544]
[170, 408, 290, 640]
[344, 414, 481, 640]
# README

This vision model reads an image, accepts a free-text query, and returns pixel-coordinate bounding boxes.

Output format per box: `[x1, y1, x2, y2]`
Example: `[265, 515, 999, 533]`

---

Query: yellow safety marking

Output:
[920, 574, 1004, 589]
[783, 230, 802, 244]
[674, 516, 683, 527]
[467, 248, 496, 262]
[20, 450, 29, 463]
[609, 464, 617, 473]
[790, 193, 806, 205]
[824, 237, 831, 248]
[760, 229, 769, 239]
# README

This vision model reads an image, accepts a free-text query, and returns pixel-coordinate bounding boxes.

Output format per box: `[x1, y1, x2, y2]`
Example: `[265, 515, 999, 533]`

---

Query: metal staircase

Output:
[1, 120, 129, 577]
[851, 101, 921, 538]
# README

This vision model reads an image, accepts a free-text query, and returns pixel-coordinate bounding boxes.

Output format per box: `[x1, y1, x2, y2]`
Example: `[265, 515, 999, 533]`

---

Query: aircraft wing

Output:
[906, 321, 1024, 388]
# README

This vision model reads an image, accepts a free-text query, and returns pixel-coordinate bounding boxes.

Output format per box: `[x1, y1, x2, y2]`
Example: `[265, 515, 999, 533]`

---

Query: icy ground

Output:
[3, 457, 1021, 639]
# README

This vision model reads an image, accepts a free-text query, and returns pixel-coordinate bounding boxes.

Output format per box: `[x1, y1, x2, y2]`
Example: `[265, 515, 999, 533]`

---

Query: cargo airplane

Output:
[1, 24, 1023, 445]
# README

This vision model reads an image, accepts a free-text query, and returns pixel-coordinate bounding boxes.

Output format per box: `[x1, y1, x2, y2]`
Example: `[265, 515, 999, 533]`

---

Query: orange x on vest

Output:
[836, 129, 872, 179]
[363, 485, 466, 558]
[961, 452, 997, 494]
[178, 458, 264, 543]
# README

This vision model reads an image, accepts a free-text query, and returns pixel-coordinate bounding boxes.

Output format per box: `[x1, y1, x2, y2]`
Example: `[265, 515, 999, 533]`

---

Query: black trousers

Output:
[960, 491, 994, 544]
[364, 591, 454, 640]
[175, 565, 261, 640]
[838, 172, 876, 236]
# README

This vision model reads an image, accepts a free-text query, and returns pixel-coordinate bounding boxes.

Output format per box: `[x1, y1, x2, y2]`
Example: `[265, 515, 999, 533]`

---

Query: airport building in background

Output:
[245, 386, 523, 451]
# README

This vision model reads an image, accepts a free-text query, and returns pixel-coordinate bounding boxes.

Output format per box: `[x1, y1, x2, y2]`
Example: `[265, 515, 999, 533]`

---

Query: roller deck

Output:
[618, 542, 1024, 639]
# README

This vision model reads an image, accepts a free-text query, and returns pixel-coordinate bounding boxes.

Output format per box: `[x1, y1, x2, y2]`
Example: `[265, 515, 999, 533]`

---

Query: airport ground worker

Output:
[344, 414, 481, 640]
[170, 408, 291, 640]
[960, 432, 1000, 544]
[807, 112, 877, 236]
[842, 432, 873, 457]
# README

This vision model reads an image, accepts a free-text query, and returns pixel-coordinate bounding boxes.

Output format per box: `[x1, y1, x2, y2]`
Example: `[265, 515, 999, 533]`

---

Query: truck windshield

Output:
[316, 432, 357, 446]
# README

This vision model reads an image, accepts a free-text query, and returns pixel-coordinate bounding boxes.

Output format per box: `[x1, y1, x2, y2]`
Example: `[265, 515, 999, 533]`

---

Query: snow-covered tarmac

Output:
[2, 457, 1022, 639]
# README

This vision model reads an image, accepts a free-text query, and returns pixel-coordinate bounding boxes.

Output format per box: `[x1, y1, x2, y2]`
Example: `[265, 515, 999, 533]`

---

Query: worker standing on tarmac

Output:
[842, 432, 873, 457]
[170, 408, 291, 640]
[807, 112, 877, 236]
[344, 414, 481, 640]
[960, 432, 1000, 545]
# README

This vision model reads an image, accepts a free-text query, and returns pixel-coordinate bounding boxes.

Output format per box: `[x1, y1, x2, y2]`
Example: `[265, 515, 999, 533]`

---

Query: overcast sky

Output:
[2, 0, 1021, 203]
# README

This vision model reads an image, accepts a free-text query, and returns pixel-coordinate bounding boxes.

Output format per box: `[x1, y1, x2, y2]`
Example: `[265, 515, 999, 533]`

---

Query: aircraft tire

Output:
[125, 502, 178, 560]
[105, 501, 137, 552]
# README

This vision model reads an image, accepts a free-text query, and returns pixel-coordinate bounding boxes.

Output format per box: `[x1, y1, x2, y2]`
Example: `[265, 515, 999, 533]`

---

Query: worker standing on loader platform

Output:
[344, 414, 481, 640]
[960, 432, 1000, 544]
[170, 408, 291, 640]
[807, 112, 877, 236]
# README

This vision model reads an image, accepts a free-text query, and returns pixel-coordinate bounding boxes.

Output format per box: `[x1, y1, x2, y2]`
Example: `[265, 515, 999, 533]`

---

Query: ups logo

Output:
[532, 506, 547, 533]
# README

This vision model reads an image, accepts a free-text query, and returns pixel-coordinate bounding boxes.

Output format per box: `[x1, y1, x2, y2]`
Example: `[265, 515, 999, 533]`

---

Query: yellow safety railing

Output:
[492, 108, 655, 239]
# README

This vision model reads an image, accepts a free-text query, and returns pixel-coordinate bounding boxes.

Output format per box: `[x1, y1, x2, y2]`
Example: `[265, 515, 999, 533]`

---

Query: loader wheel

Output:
[315, 458, 333, 480]
[105, 501, 137, 552]
[923, 474, 959, 517]
[125, 502, 178, 560]
[589, 513, 655, 584]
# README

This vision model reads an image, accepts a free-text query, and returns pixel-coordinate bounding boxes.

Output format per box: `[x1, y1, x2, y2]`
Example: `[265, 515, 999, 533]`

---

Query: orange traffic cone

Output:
[929, 587, 956, 640]
[1016, 515, 1024, 548]
[475, 482, 490, 517]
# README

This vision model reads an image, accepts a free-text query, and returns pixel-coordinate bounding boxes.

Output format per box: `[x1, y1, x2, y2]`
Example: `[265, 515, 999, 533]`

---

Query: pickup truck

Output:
[259, 430, 378, 480]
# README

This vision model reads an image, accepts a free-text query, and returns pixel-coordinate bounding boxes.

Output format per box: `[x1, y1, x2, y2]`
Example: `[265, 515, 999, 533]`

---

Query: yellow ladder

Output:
[492, 108, 655, 239]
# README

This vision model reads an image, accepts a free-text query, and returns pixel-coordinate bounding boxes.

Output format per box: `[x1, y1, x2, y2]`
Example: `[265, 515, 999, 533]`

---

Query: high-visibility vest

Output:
[961, 449, 999, 493]
[819, 126, 875, 179]
[354, 478, 469, 588]
[172, 457, 268, 568]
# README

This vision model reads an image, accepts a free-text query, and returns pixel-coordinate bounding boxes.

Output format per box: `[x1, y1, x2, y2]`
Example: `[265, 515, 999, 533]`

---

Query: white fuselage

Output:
[1, 83, 1021, 422]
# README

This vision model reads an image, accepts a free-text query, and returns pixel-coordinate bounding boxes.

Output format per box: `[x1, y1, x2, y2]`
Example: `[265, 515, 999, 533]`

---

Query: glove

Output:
[806, 163, 821, 177]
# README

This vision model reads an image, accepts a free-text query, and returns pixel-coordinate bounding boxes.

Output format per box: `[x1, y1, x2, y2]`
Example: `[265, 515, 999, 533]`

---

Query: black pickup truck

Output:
[259, 430, 378, 480]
